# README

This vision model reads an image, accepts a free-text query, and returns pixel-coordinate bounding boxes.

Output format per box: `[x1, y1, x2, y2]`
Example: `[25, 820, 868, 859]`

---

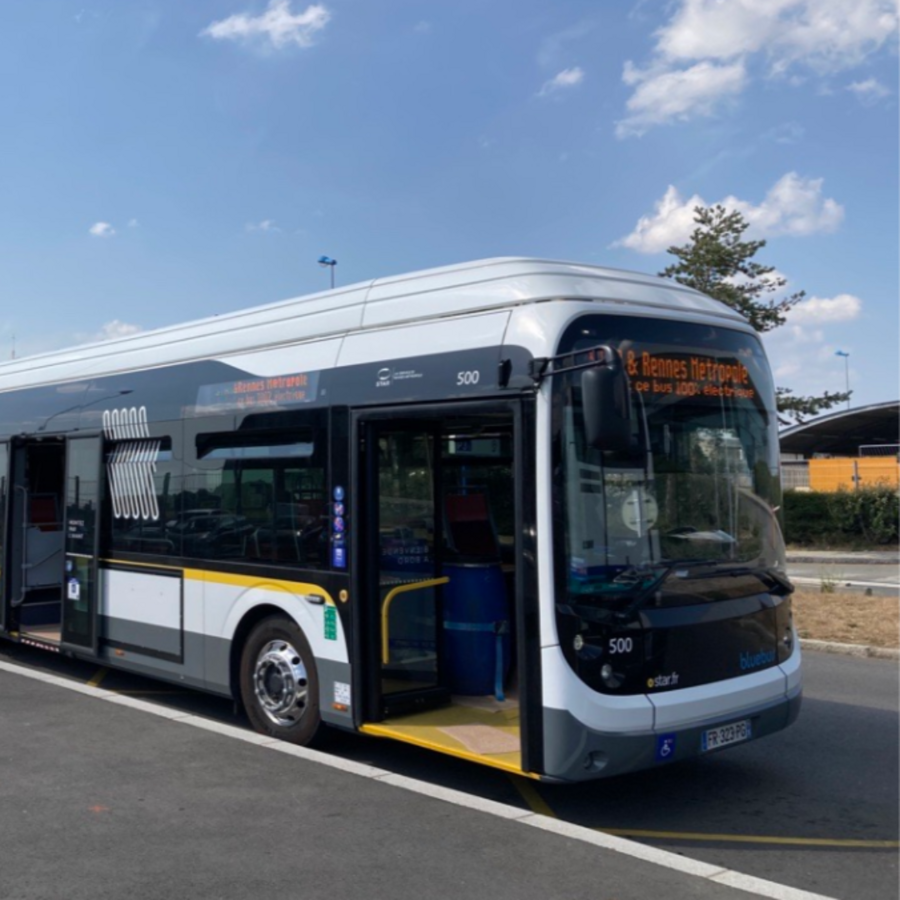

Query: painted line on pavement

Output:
[86, 667, 108, 688]
[595, 827, 898, 849]
[511, 771, 897, 849]
[0, 657, 840, 900]
[509, 774, 557, 818]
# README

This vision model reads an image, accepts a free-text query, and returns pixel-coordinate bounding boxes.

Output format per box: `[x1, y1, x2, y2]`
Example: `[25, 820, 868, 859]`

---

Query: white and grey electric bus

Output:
[0, 258, 800, 781]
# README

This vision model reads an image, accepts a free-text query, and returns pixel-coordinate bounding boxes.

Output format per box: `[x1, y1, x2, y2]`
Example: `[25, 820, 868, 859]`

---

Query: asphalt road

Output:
[787, 562, 898, 595]
[0, 643, 896, 900]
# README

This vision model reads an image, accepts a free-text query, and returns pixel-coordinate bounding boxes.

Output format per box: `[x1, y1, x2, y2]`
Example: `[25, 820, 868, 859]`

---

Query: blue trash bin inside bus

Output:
[442, 562, 510, 699]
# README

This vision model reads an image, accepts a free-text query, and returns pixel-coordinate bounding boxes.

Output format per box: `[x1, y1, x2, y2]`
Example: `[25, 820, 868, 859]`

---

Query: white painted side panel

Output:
[217, 338, 343, 378]
[780, 639, 802, 695]
[102, 569, 181, 629]
[651, 666, 786, 730]
[541, 644, 655, 732]
[362, 260, 739, 329]
[183, 578, 205, 635]
[338, 311, 510, 366]
[202, 579, 349, 664]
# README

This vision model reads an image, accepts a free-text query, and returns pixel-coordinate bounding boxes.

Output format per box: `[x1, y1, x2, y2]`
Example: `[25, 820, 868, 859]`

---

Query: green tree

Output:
[660, 204, 850, 424]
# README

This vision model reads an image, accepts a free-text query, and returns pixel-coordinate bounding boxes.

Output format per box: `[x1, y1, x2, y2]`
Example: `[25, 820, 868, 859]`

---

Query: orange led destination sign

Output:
[196, 371, 319, 414]
[624, 350, 756, 400]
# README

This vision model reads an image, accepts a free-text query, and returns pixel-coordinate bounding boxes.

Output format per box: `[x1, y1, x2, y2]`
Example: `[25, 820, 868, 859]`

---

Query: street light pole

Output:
[317, 256, 337, 290]
[835, 350, 850, 409]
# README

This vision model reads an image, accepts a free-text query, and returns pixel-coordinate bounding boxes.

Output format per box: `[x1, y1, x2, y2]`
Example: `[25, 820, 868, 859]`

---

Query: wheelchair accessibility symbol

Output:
[656, 734, 677, 762]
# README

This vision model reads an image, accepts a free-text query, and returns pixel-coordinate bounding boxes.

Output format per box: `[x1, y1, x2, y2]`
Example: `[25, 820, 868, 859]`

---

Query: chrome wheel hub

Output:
[253, 640, 309, 727]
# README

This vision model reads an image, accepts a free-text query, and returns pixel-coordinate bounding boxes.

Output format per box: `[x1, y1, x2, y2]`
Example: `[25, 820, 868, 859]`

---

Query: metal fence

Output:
[781, 461, 810, 490]
[859, 444, 900, 458]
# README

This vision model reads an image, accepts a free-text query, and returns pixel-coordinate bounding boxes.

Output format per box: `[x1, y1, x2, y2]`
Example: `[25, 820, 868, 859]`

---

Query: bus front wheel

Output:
[240, 615, 323, 745]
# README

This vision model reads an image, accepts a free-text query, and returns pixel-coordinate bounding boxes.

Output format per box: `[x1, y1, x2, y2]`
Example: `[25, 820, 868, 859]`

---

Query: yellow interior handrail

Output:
[381, 576, 450, 664]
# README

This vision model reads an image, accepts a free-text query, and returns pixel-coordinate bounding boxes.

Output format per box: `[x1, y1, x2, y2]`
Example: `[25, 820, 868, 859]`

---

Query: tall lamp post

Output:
[835, 350, 850, 409]
[317, 256, 337, 289]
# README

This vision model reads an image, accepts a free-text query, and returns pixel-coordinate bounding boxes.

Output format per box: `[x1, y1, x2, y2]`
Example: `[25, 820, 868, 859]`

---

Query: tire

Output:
[239, 615, 323, 746]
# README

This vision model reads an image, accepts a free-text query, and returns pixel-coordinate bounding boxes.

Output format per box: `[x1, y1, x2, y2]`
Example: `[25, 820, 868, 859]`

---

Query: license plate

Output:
[701, 719, 751, 752]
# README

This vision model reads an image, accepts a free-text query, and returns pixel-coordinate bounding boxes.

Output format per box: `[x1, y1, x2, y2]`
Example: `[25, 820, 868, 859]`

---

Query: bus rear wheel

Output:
[240, 616, 322, 745]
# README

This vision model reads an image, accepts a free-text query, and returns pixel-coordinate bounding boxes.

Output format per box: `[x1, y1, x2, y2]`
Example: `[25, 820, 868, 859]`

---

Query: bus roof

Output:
[0, 257, 745, 391]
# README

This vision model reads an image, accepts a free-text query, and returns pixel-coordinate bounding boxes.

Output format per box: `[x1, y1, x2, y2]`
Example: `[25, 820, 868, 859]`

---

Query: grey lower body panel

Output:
[541, 690, 802, 782]
[97, 616, 354, 730]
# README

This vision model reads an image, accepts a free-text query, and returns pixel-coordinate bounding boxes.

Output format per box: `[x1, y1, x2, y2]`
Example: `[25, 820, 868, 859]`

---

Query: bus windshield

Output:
[553, 314, 786, 610]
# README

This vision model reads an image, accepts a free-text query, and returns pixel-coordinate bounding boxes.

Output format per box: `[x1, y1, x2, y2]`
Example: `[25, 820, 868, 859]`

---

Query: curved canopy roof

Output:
[779, 401, 899, 457]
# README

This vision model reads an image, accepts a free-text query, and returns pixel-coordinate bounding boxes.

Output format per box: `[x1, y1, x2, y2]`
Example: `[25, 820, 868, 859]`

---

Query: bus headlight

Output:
[600, 663, 623, 690]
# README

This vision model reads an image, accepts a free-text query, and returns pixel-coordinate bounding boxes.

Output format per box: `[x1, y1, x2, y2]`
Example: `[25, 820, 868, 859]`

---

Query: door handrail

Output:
[381, 576, 449, 664]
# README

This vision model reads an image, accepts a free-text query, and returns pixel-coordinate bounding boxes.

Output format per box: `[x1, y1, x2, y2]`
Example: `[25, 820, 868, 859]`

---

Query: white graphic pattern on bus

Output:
[102, 406, 161, 521]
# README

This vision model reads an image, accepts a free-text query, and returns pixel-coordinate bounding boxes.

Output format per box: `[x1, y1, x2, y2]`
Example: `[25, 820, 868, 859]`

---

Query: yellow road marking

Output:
[508, 775, 557, 817]
[86, 668, 108, 688]
[595, 827, 900, 849]
[509, 777, 896, 849]
[113, 690, 189, 695]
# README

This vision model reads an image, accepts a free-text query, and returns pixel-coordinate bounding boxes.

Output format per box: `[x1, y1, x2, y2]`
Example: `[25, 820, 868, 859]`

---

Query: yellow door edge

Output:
[359, 723, 541, 779]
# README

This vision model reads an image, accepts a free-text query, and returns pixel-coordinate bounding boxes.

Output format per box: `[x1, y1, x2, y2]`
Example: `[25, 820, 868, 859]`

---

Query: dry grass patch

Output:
[792, 589, 899, 649]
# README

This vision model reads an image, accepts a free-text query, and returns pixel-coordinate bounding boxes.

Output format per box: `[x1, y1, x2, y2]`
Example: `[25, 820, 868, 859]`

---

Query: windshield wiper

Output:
[685, 565, 794, 596]
[617, 558, 723, 616]
[618, 559, 794, 615]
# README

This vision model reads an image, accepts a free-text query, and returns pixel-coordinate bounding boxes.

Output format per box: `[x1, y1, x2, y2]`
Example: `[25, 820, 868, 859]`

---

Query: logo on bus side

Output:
[102, 406, 162, 521]
[739, 649, 776, 671]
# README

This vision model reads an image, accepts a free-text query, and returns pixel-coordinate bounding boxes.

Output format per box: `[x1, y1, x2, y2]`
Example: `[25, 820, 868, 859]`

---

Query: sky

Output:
[0, 0, 897, 414]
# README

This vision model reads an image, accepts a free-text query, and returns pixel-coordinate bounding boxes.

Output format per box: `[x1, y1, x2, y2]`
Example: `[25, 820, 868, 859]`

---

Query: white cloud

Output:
[657, 0, 897, 72]
[618, 0, 898, 136]
[537, 67, 585, 97]
[614, 185, 704, 254]
[616, 60, 745, 136]
[88, 221, 115, 238]
[93, 320, 143, 342]
[847, 77, 891, 102]
[201, 1, 330, 50]
[787, 293, 862, 322]
[245, 219, 281, 233]
[127, 218, 139, 228]
[764, 325, 858, 397]
[615, 172, 844, 253]
[765, 121, 806, 144]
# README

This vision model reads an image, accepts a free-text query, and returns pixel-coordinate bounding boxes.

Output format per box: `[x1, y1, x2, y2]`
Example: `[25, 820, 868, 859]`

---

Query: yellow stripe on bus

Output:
[184, 568, 335, 605]
[100, 559, 335, 605]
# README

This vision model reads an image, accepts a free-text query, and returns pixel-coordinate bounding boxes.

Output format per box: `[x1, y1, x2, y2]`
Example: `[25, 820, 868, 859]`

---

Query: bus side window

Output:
[107, 436, 178, 557]
[190, 416, 328, 568]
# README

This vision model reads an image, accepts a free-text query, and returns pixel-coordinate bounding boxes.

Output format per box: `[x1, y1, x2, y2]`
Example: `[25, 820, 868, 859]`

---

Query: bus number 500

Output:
[457, 370, 480, 386]
[609, 637, 633, 654]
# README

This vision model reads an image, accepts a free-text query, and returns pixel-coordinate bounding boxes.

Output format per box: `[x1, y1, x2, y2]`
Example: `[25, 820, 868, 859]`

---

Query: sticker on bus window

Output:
[67, 579, 80, 601]
[333, 546, 346, 569]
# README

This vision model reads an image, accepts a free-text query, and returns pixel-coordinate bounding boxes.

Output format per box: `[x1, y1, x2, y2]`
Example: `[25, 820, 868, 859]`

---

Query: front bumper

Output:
[540, 689, 802, 782]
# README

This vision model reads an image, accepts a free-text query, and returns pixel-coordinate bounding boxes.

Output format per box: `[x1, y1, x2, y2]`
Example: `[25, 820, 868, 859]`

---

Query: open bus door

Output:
[353, 401, 543, 777]
[359, 418, 450, 720]
[60, 434, 103, 653]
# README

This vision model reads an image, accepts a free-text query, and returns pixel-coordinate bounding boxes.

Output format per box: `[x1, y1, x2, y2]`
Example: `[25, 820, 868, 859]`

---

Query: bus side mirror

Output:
[581, 351, 632, 452]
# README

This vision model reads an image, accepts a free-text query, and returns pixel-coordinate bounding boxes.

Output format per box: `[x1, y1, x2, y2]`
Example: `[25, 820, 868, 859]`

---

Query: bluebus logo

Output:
[739, 649, 776, 671]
